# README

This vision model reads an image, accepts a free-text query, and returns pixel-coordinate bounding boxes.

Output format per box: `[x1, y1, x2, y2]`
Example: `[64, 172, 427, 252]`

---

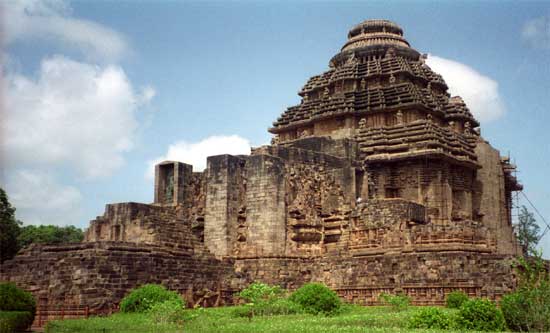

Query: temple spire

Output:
[341, 19, 410, 51]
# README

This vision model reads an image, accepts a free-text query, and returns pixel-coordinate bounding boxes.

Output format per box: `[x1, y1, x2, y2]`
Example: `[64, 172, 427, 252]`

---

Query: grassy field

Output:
[44, 305, 505, 333]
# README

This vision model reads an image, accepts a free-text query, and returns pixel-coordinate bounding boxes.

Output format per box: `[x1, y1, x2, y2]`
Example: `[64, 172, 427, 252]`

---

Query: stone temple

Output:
[1, 19, 523, 311]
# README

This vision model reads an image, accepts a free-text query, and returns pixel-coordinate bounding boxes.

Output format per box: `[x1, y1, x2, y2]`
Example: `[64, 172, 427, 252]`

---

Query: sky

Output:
[1, 0, 549, 256]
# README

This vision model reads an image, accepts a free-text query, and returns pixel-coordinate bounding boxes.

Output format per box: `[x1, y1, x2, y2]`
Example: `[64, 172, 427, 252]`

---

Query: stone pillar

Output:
[204, 155, 245, 258]
[475, 140, 520, 255]
[244, 155, 286, 256]
[154, 161, 193, 206]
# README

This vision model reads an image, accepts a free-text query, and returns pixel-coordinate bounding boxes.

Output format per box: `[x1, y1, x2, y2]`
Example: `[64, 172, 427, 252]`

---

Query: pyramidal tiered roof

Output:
[270, 19, 480, 167]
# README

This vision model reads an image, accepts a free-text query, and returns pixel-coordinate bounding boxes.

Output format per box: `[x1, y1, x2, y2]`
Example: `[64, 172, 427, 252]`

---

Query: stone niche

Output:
[154, 161, 193, 206]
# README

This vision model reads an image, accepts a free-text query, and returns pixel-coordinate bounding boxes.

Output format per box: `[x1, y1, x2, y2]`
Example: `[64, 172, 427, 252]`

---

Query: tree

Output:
[0, 188, 22, 263]
[17, 225, 84, 248]
[516, 206, 541, 257]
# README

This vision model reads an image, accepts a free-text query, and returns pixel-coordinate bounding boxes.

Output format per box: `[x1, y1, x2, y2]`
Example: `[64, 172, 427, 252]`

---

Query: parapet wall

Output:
[233, 252, 516, 305]
[84, 202, 203, 252]
[0, 242, 235, 311]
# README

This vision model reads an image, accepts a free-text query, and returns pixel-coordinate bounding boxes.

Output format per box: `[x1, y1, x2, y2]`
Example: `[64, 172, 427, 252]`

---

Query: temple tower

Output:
[269, 19, 522, 254]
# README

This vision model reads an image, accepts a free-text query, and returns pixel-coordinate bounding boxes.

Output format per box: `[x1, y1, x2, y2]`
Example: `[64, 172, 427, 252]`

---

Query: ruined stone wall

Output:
[349, 199, 494, 256]
[204, 155, 246, 258]
[326, 252, 515, 305]
[284, 162, 351, 256]
[475, 139, 521, 256]
[280, 137, 358, 160]
[84, 202, 202, 252]
[367, 160, 475, 225]
[232, 252, 515, 305]
[154, 162, 194, 206]
[240, 155, 287, 257]
[183, 172, 207, 242]
[0, 242, 235, 311]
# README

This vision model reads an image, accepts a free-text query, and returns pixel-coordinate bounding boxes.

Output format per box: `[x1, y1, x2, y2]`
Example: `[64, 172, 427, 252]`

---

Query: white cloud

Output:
[522, 16, 550, 49]
[140, 86, 156, 105]
[147, 135, 251, 178]
[0, 0, 155, 228]
[2, 55, 150, 179]
[3, 170, 83, 226]
[426, 55, 505, 123]
[2, 0, 129, 61]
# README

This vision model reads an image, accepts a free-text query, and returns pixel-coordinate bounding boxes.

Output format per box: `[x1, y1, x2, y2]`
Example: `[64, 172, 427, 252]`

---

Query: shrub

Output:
[501, 253, 550, 332]
[148, 299, 185, 324]
[501, 291, 531, 332]
[234, 283, 300, 319]
[233, 298, 302, 318]
[238, 282, 284, 304]
[119, 284, 183, 313]
[0, 283, 36, 315]
[379, 292, 410, 311]
[446, 290, 469, 309]
[0, 311, 34, 333]
[408, 307, 453, 329]
[456, 298, 506, 332]
[289, 283, 341, 315]
[0, 283, 36, 332]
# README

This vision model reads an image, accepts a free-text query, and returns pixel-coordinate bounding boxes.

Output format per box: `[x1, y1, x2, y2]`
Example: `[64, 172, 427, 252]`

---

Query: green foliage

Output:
[0, 283, 36, 332]
[235, 282, 299, 319]
[0, 311, 34, 333]
[516, 206, 541, 257]
[18, 224, 84, 248]
[501, 253, 550, 332]
[238, 282, 284, 304]
[0, 283, 36, 315]
[501, 292, 532, 332]
[0, 187, 84, 263]
[289, 283, 341, 315]
[446, 290, 469, 309]
[0, 188, 21, 263]
[456, 298, 506, 332]
[119, 284, 183, 313]
[45, 312, 183, 333]
[233, 298, 302, 318]
[43, 305, 466, 333]
[408, 307, 453, 329]
[148, 299, 185, 324]
[379, 292, 410, 311]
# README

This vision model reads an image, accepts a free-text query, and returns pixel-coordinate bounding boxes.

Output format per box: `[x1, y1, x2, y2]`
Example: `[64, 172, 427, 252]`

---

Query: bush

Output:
[0, 283, 36, 315]
[501, 253, 550, 332]
[0, 283, 36, 332]
[408, 307, 453, 329]
[233, 298, 302, 318]
[148, 299, 185, 324]
[0, 311, 34, 333]
[501, 291, 531, 332]
[238, 282, 283, 304]
[456, 298, 506, 332]
[289, 283, 341, 315]
[446, 290, 469, 309]
[119, 284, 183, 313]
[234, 283, 301, 319]
[379, 292, 410, 311]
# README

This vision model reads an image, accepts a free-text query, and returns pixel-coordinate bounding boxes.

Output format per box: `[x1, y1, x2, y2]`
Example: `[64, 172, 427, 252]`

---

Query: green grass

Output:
[45, 305, 507, 333]
[44, 312, 183, 333]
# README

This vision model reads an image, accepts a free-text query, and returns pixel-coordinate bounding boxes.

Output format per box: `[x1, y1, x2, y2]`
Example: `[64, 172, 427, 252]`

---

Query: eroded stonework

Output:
[1, 19, 523, 311]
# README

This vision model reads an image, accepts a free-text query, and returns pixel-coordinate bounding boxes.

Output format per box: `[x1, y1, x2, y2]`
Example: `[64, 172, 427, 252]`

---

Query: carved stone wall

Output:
[232, 252, 516, 305]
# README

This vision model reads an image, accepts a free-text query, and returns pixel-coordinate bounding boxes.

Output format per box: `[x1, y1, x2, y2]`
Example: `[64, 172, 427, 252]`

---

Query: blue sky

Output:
[1, 0, 549, 256]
